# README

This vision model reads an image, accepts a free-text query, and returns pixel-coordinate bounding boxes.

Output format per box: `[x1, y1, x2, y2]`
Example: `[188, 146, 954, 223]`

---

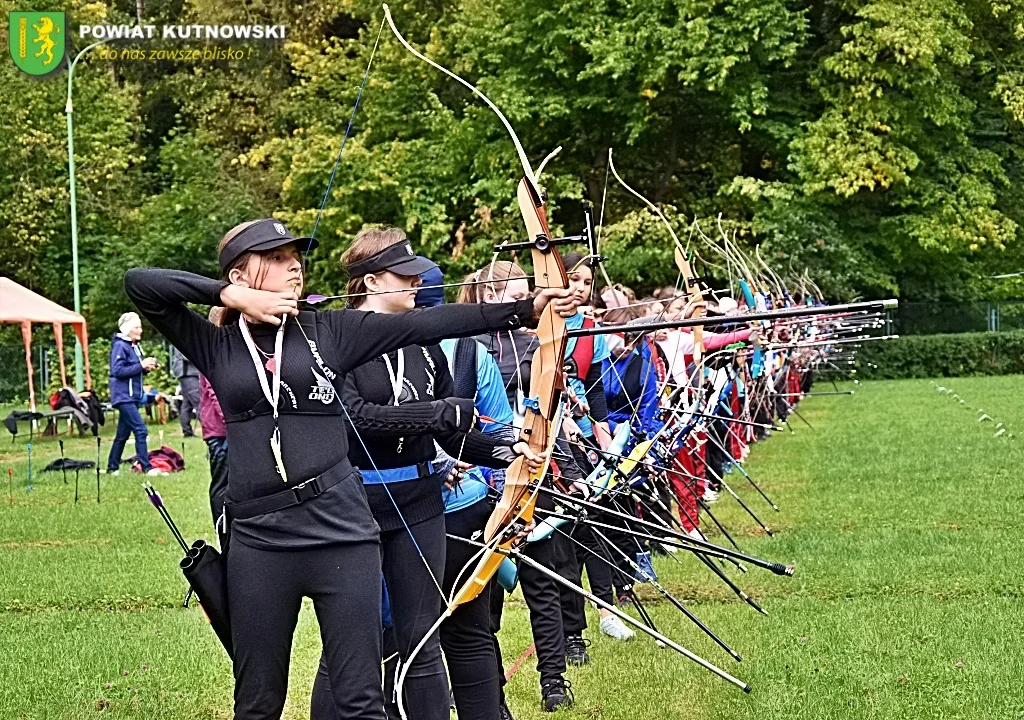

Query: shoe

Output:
[687, 528, 704, 542]
[599, 614, 635, 641]
[616, 593, 634, 608]
[660, 538, 679, 555]
[146, 468, 169, 476]
[103, 469, 119, 476]
[499, 700, 516, 720]
[540, 678, 574, 712]
[702, 489, 719, 503]
[564, 634, 591, 666]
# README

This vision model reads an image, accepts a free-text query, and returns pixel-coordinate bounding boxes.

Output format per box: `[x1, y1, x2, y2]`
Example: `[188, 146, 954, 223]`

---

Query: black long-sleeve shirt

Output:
[124, 268, 536, 548]
[343, 343, 516, 530]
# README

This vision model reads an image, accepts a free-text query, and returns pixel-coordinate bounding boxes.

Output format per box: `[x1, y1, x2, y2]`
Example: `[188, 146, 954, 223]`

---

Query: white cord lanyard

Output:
[382, 349, 406, 453]
[240, 316, 289, 482]
[380, 347, 440, 454]
[381, 349, 405, 406]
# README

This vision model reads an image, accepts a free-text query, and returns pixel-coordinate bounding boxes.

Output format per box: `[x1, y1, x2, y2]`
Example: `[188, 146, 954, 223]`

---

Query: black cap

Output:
[218, 219, 318, 274]
[345, 240, 438, 278]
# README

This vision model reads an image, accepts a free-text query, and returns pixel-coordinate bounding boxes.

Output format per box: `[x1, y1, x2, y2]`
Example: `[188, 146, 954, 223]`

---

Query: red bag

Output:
[134, 445, 185, 473]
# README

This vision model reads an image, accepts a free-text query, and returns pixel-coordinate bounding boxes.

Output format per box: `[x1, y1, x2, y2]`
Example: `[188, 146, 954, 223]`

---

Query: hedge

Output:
[855, 330, 1024, 379]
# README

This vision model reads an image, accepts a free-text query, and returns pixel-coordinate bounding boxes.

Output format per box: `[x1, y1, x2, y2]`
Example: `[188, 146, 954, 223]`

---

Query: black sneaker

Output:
[541, 678, 574, 712]
[565, 634, 591, 666]
[499, 700, 516, 720]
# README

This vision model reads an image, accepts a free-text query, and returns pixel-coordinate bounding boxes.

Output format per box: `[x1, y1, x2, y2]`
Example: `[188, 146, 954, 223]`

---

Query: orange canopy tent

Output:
[0, 277, 92, 411]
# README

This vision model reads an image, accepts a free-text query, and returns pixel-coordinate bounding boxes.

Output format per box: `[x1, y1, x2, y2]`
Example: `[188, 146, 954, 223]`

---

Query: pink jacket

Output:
[199, 374, 226, 439]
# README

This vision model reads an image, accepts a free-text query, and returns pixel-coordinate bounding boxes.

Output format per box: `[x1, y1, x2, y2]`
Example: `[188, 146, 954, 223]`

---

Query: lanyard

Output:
[380, 346, 435, 453]
[240, 316, 289, 482]
[381, 349, 405, 405]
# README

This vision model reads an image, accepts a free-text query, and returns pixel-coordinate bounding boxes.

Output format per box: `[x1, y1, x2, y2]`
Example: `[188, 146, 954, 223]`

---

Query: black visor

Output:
[345, 240, 438, 277]
[218, 219, 318, 274]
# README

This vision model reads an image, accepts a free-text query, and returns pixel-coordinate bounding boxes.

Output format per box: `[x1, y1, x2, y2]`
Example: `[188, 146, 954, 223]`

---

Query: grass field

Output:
[2, 377, 1023, 719]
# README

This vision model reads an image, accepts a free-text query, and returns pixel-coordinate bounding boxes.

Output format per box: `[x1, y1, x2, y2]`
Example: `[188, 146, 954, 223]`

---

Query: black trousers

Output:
[442, 501, 502, 720]
[566, 443, 616, 606]
[490, 531, 569, 688]
[206, 436, 229, 528]
[547, 529, 586, 634]
[644, 476, 678, 531]
[800, 367, 814, 394]
[602, 494, 644, 597]
[312, 513, 448, 720]
[705, 421, 731, 491]
[179, 375, 201, 435]
[516, 532, 570, 683]
[567, 521, 616, 605]
[774, 367, 791, 420]
[227, 538, 384, 720]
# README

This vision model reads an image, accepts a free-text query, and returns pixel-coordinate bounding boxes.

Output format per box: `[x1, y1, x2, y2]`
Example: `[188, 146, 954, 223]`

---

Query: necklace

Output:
[251, 337, 277, 371]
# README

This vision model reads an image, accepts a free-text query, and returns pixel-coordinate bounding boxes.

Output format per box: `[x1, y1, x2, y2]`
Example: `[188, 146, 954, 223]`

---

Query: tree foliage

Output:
[2, 0, 1023, 336]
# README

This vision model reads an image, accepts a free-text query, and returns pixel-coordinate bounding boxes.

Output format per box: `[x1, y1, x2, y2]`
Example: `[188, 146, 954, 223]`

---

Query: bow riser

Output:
[484, 413, 548, 541]
[449, 183, 570, 607]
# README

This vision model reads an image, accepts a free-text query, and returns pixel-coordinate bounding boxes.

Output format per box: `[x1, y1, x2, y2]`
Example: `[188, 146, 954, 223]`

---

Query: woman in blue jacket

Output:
[106, 312, 162, 475]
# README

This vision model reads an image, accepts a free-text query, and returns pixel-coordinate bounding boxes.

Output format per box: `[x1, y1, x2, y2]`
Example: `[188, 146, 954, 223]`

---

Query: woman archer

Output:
[309, 227, 547, 720]
[124, 218, 573, 720]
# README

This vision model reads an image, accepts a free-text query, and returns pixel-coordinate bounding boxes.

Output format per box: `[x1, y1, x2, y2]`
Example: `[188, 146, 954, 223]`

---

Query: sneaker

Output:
[599, 614, 635, 641]
[660, 538, 679, 554]
[564, 634, 591, 666]
[702, 489, 719, 503]
[103, 469, 120, 476]
[499, 700, 516, 720]
[540, 678, 574, 712]
[146, 468, 169, 477]
[687, 528, 704, 542]
[616, 593, 634, 608]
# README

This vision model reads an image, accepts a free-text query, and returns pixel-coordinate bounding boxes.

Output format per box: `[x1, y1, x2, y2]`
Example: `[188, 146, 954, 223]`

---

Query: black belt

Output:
[226, 459, 354, 521]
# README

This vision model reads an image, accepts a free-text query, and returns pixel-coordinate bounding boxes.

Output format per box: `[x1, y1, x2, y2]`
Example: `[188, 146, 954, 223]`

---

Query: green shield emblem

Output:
[9, 12, 65, 76]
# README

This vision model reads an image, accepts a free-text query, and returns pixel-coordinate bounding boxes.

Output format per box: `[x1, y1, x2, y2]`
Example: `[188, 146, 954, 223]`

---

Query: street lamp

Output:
[65, 39, 106, 392]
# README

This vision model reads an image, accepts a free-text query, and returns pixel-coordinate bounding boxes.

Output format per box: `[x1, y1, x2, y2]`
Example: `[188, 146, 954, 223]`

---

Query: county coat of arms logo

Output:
[9, 11, 65, 76]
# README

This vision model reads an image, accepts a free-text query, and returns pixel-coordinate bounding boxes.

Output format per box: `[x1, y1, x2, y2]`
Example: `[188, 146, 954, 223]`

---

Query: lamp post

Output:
[66, 40, 106, 392]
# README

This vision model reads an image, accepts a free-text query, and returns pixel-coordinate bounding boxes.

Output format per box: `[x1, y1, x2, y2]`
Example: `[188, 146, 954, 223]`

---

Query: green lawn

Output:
[2, 377, 1023, 719]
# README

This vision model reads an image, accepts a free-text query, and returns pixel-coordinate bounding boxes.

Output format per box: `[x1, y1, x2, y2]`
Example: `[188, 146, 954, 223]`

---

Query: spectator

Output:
[106, 312, 165, 476]
[171, 345, 201, 437]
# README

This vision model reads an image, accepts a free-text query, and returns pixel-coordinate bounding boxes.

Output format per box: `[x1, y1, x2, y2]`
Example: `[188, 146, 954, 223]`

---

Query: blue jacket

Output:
[109, 334, 145, 405]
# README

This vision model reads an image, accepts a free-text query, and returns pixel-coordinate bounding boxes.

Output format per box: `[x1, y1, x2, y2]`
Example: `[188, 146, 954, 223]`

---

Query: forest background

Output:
[3, 0, 1024, 335]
